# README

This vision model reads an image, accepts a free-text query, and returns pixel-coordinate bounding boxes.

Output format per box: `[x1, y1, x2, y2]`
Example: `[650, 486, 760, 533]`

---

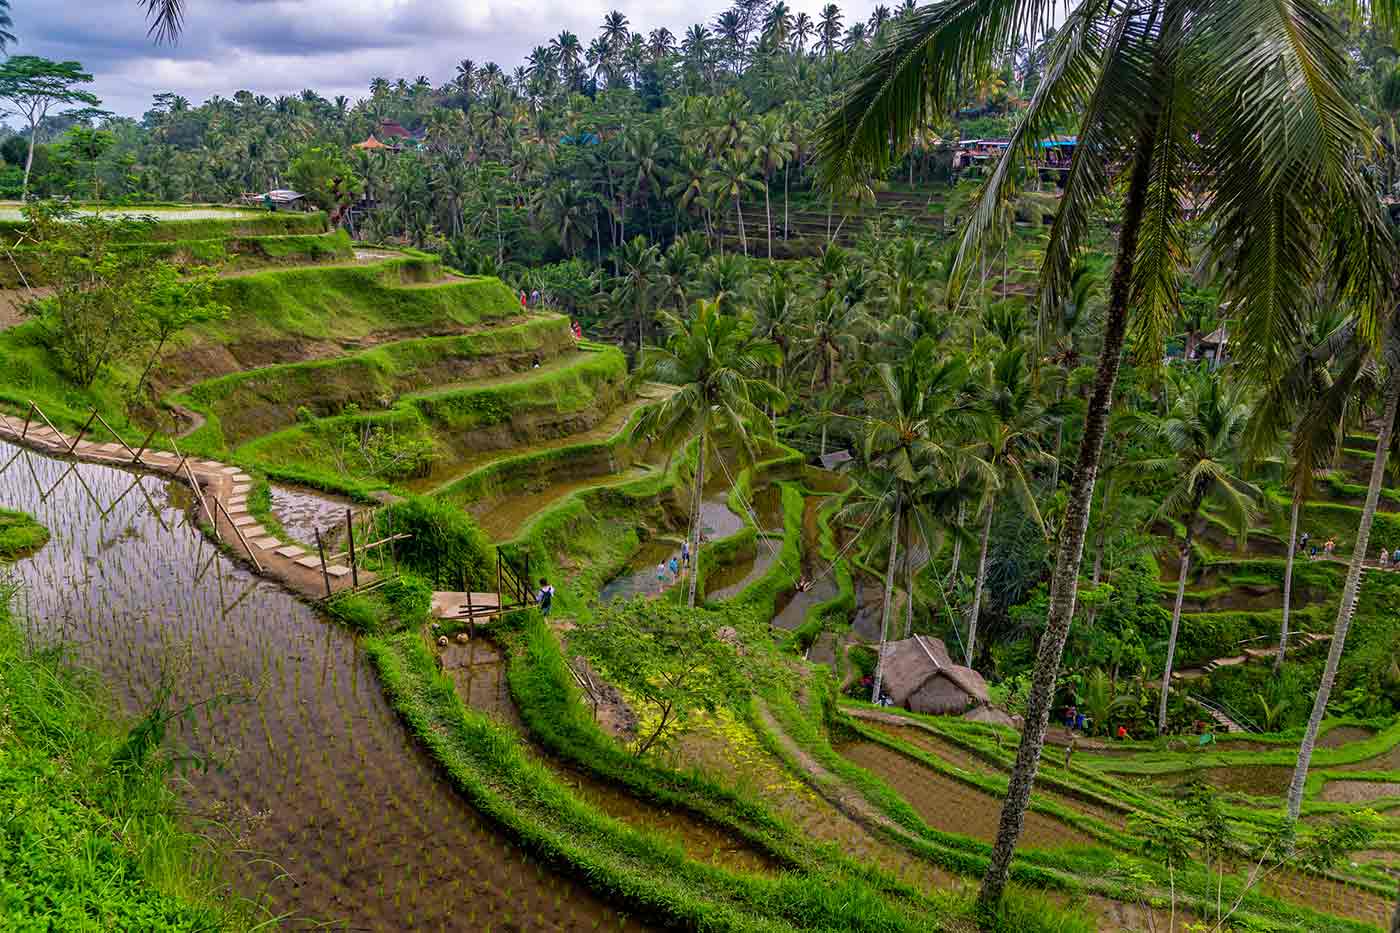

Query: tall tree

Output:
[1133, 368, 1260, 733]
[816, 0, 1392, 908]
[0, 57, 100, 197]
[630, 300, 785, 607]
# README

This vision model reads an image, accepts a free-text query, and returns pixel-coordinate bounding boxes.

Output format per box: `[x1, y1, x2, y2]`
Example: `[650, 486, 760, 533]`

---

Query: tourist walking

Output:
[1324, 537, 1335, 556]
[537, 578, 555, 617]
[668, 555, 680, 578]
[1380, 546, 1390, 568]
[656, 562, 668, 592]
[531, 288, 540, 307]
[681, 539, 690, 568]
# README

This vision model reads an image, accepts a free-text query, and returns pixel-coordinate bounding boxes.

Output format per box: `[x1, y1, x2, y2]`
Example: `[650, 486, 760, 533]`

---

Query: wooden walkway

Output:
[0, 410, 363, 599]
[430, 590, 504, 621]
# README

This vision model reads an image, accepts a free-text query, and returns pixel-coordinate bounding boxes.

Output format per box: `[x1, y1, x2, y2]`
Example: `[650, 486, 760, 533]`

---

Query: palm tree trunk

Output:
[22, 120, 37, 198]
[735, 194, 748, 256]
[819, 423, 827, 457]
[978, 112, 1158, 912]
[783, 166, 790, 240]
[764, 178, 773, 259]
[949, 501, 965, 583]
[904, 534, 915, 639]
[688, 430, 707, 609]
[1276, 494, 1300, 672]
[1287, 358, 1400, 822]
[1051, 420, 1063, 490]
[1157, 532, 1192, 734]
[967, 498, 995, 664]
[870, 496, 901, 704]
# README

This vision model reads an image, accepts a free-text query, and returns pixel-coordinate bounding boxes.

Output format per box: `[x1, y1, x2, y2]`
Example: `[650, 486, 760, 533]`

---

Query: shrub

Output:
[377, 495, 493, 589]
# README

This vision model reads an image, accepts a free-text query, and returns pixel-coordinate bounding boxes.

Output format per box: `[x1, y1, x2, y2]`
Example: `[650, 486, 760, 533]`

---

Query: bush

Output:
[0, 507, 48, 559]
[376, 496, 493, 589]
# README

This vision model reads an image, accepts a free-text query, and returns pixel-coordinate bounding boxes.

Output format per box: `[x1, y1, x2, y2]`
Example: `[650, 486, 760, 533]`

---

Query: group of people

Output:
[1377, 545, 1400, 568]
[1298, 531, 1338, 561]
[655, 540, 692, 591]
[518, 289, 541, 308]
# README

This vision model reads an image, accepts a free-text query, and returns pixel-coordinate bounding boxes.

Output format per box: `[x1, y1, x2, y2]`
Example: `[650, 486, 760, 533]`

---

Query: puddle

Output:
[268, 483, 353, 547]
[705, 544, 781, 602]
[0, 440, 639, 931]
[1319, 780, 1400, 803]
[599, 540, 682, 603]
[697, 493, 744, 542]
[441, 636, 777, 876]
[834, 739, 1094, 850]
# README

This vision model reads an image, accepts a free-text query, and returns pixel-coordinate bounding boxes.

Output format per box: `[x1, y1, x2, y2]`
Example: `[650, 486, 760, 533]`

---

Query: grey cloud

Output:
[13, 0, 884, 117]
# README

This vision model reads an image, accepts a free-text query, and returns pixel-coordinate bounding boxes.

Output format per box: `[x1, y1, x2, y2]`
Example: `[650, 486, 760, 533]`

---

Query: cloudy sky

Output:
[15, 0, 887, 119]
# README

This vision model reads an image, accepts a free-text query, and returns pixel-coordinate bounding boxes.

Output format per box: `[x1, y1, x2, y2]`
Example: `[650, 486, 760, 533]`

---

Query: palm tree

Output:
[1133, 368, 1260, 734]
[631, 300, 785, 607]
[817, 4, 843, 58]
[965, 345, 1057, 664]
[649, 28, 676, 61]
[551, 30, 584, 90]
[706, 149, 764, 257]
[816, 0, 1391, 908]
[848, 341, 975, 702]
[792, 13, 814, 52]
[748, 114, 797, 259]
[612, 236, 663, 354]
[794, 289, 873, 401]
[1285, 306, 1400, 822]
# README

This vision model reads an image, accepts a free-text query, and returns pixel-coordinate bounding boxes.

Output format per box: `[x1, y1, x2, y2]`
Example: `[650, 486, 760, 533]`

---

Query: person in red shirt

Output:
[1116, 725, 1129, 741]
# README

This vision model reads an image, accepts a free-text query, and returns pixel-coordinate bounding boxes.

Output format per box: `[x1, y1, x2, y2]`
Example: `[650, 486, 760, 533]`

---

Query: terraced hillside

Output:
[2, 209, 1395, 932]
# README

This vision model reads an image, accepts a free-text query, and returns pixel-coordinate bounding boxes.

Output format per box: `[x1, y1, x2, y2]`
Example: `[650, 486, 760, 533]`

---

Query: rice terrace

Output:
[3, 1, 1400, 931]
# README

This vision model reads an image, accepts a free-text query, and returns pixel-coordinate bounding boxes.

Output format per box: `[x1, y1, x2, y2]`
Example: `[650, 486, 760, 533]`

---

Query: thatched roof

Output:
[881, 635, 989, 707]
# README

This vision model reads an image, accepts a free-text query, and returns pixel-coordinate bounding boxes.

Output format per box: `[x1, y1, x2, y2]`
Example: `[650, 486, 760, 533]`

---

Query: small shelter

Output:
[242, 189, 306, 211]
[352, 134, 394, 152]
[818, 449, 854, 472]
[1196, 325, 1230, 368]
[880, 635, 989, 715]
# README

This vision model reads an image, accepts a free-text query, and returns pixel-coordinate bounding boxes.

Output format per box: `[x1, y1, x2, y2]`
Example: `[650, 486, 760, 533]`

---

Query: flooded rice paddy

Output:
[268, 483, 353, 546]
[0, 440, 639, 930]
[472, 467, 651, 541]
[705, 543, 782, 602]
[598, 540, 682, 603]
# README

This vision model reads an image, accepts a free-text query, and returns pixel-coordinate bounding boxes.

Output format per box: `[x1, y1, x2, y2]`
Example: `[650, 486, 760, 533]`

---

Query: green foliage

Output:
[571, 599, 785, 756]
[0, 597, 245, 929]
[0, 508, 48, 559]
[287, 145, 363, 214]
[376, 495, 494, 589]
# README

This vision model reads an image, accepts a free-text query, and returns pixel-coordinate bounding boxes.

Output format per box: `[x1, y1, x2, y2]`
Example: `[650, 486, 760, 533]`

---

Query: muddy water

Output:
[599, 540, 681, 602]
[834, 739, 1095, 850]
[268, 483, 353, 546]
[1319, 725, 1376, 748]
[472, 467, 651, 541]
[697, 492, 744, 541]
[0, 441, 636, 931]
[705, 544, 781, 602]
[441, 637, 777, 876]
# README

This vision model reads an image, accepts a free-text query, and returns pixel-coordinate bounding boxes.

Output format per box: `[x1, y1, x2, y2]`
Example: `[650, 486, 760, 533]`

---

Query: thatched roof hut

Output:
[881, 635, 989, 715]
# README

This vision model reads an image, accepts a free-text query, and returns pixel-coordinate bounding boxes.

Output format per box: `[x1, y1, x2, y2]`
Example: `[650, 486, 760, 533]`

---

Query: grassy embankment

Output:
[0, 513, 252, 931]
[0, 253, 523, 449]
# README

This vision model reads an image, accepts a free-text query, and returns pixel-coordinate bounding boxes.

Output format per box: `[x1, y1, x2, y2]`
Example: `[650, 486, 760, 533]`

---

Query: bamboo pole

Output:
[315, 527, 333, 598]
[131, 423, 160, 465]
[345, 508, 358, 589]
[67, 409, 99, 453]
[183, 460, 218, 538]
[215, 497, 263, 574]
[91, 411, 137, 458]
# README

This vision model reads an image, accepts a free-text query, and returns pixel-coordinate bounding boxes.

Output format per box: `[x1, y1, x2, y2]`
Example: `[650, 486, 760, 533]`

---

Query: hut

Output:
[880, 635, 989, 715]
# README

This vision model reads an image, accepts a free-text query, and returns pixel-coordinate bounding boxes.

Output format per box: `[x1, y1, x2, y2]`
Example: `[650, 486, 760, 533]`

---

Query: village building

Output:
[879, 634, 990, 715]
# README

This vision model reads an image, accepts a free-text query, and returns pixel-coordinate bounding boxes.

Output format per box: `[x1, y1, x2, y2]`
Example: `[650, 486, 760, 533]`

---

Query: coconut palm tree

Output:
[794, 289, 873, 400]
[748, 113, 797, 259]
[631, 299, 785, 607]
[612, 236, 664, 354]
[1285, 306, 1400, 822]
[846, 341, 978, 702]
[706, 148, 764, 257]
[1132, 368, 1260, 733]
[965, 345, 1058, 665]
[817, 4, 843, 58]
[815, 0, 1391, 907]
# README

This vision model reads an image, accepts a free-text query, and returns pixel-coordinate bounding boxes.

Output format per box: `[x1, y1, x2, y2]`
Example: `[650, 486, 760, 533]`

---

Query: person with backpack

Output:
[537, 578, 555, 617]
